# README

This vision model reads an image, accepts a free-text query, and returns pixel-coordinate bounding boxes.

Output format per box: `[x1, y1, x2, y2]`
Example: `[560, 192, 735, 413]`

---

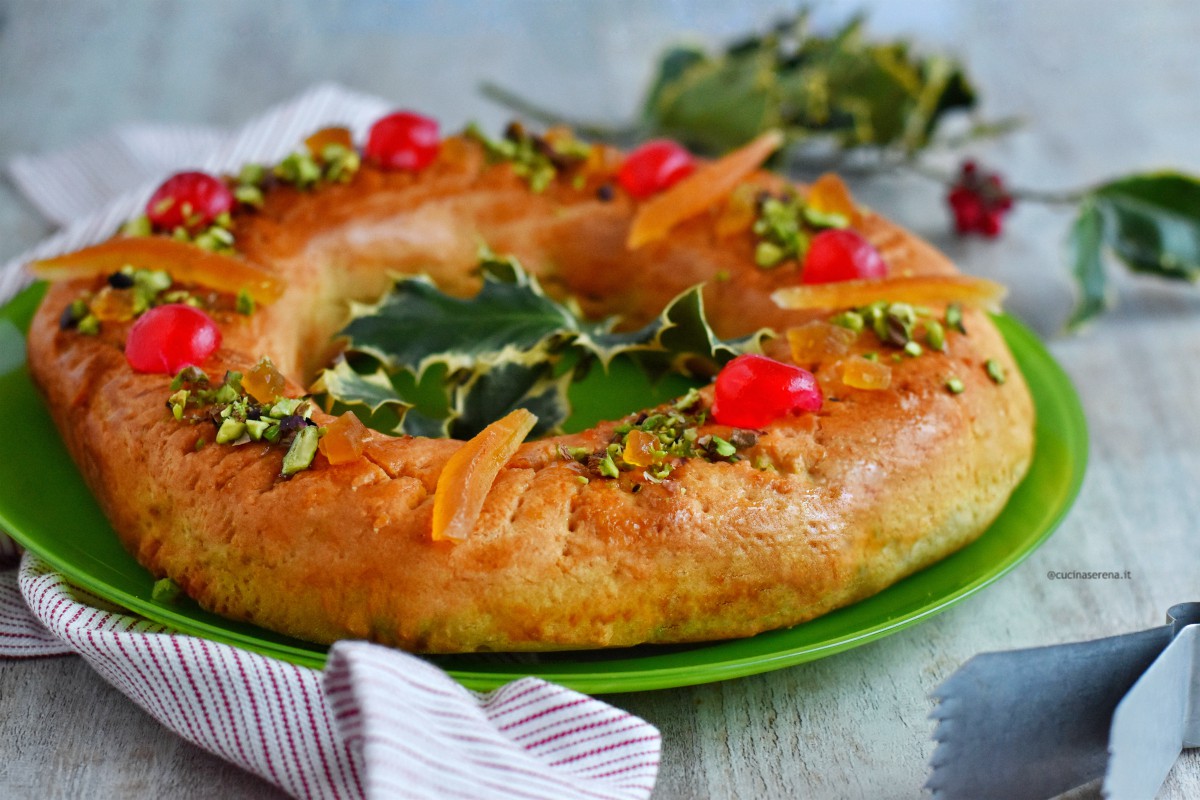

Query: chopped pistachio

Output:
[925, 319, 946, 351]
[171, 366, 208, 390]
[281, 425, 320, 476]
[215, 418, 247, 444]
[672, 387, 702, 411]
[76, 314, 99, 335]
[711, 436, 737, 457]
[321, 144, 361, 183]
[274, 152, 322, 189]
[238, 163, 267, 187]
[194, 437, 206, 451]
[236, 289, 256, 316]
[946, 376, 966, 395]
[801, 206, 849, 229]
[245, 419, 271, 440]
[168, 389, 190, 420]
[862, 351, 879, 362]
[121, 215, 153, 237]
[946, 302, 965, 333]
[263, 424, 283, 444]
[234, 184, 264, 208]
[985, 358, 1007, 384]
[574, 475, 589, 485]
[598, 452, 620, 479]
[903, 341, 923, 357]
[755, 241, 786, 268]
[151, 578, 181, 604]
[269, 397, 303, 417]
[831, 310, 865, 333]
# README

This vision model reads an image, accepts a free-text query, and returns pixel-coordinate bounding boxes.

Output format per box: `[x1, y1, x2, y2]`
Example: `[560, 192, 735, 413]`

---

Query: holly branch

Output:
[482, 9, 1200, 330]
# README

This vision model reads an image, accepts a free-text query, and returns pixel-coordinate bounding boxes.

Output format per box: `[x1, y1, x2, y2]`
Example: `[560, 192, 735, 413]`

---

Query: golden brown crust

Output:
[26, 141, 1034, 652]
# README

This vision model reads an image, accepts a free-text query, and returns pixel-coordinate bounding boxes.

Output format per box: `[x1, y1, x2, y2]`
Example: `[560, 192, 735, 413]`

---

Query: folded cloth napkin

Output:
[0, 84, 660, 800]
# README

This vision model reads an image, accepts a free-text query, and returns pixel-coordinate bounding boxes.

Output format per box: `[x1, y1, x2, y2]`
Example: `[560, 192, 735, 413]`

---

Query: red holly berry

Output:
[146, 172, 234, 233]
[617, 140, 696, 199]
[125, 304, 221, 374]
[364, 111, 440, 171]
[801, 229, 887, 284]
[947, 160, 1014, 238]
[711, 354, 823, 428]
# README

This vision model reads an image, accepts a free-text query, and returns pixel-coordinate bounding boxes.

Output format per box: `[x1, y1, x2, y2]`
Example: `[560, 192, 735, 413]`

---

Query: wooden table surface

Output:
[2, 1, 1199, 797]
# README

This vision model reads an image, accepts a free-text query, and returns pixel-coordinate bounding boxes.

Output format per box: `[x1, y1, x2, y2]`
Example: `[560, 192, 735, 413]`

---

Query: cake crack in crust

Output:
[26, 127, 1034, 654]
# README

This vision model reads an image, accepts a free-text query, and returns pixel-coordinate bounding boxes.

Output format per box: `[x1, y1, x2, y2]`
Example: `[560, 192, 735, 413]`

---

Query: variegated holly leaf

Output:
[1067, 173, 1200, 328]
[449, 361, 572, 440]
[318, 255, 769, 439]
[339, 254, 577, 377]
[582, 285, 771, 380]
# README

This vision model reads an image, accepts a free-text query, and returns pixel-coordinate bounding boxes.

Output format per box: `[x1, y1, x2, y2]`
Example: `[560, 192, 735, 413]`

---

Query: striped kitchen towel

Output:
[0, 84, 660, 800]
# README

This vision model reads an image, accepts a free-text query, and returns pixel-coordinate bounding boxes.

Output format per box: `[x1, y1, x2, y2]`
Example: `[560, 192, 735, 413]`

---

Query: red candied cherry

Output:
[146, 171, 234, 233]
[711, 354, 823, 428]
[801, 229, 887, 284]
[364, 111, 441, 171]
[947, 160, 1014, 238]
[125, 304, 221, 374]
[617, 140, 696, 199]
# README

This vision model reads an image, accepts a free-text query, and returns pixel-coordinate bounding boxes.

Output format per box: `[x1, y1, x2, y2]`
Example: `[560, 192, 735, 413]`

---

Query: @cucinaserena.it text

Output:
[1046, 570, 1132, 580]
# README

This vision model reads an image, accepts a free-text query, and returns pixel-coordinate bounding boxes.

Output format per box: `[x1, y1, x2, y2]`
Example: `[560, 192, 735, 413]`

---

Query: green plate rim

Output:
[0, 282, 1087, 693]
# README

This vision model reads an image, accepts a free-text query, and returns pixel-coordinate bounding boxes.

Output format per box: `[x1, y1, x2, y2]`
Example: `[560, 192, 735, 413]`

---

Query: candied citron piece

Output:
[305, 126, 353, 156]
[89, 286, 137, 322]
[30, 237, 284, 304]
[431, 409, 538, 543]
[807, 172, 863, 228]
[622, 429, 660, 467]
[583, 142, 623, 181]
[318, 412, 368, 466]
[842, 357, 892, 390]
[772, 275, 1006, 313]
[715, 182, 760, 239]
[787, 321, 856, 362]
[627, 129, 785, 250]
[243, 358, 286, 403]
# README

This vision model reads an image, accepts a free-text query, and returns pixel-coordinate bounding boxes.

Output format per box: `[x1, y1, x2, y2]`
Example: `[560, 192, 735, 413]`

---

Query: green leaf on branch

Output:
[1092, 173, 1200, 280]
[316, 254, 768, 440]
[1067, 172, 1200, 328]
[640, 11, 980, 156]
[1066, 199, 1110, 330]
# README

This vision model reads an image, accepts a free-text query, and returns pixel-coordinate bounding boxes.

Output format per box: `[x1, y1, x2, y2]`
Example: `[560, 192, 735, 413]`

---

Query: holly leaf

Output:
[1091, 173, 1200, 280]
[449, 362, 572, 440]
[645, 43, 781, 154]
[1065, 173, 1200, 328]
[1066, 199, 1110, 330]
[583, 285, 770, 380]
[339, 260, 576, 377]
[639, 10, 980, 156]
[312, 360, 412, 415]
[318, 255, 768, 440]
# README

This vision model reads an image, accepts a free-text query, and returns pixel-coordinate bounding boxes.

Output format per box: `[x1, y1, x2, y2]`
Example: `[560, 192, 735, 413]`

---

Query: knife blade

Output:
[927, 603, 1200, 800]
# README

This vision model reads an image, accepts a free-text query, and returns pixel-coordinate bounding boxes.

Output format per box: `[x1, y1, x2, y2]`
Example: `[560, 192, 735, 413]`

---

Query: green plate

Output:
[0, 283, 1087, 693]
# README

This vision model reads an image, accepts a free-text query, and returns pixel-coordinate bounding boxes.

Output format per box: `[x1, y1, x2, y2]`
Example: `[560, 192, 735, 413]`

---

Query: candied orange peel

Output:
[807, 172, 863, 228]
[772, 274, 1006, 312]
[305, 126, 354, 156]
[30, 237, 284, 304]
[431, 408, 538, 543]
[627, 129, 785, 250]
